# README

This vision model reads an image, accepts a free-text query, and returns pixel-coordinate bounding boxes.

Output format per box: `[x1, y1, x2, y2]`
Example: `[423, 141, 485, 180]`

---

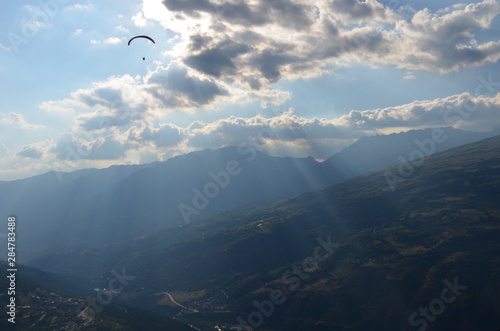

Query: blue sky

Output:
[1, 0, 500, 180]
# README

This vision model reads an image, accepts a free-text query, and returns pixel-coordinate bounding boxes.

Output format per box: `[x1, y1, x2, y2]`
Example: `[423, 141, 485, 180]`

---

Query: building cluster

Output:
[0, 288, 88, 330]
[188, 290, 229, 312]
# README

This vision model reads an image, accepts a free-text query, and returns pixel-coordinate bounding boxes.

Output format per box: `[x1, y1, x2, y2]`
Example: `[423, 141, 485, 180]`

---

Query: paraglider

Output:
[127, 35, 155, 46]
[128, 35, 155, 61]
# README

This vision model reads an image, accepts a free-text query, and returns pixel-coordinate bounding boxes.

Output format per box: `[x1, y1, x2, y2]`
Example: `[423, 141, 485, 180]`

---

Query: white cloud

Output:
[104, 37, 123, 44]
[386, 0, 500, 72]
[90, 37, 124, 44]
[43, 63, 290, 133]
[65, 3, 91, 11]
[1, 112, 45, 130]
[69, 74, 159, 130]
[53, 132, 127, 161]
[116, 25, 129, 32]
[126, 121, 185, 148]
[40, 99, 78, 115]
[333, 92, 500, 133]
[16, 140, 53, 159]
[7, 89, 500, 180]
[5, 0, 500, 181]
[132, 11, 149, 27]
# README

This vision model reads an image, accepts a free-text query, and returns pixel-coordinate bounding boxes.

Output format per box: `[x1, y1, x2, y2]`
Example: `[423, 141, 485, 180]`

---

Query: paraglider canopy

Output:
[128, 35, 155, 46]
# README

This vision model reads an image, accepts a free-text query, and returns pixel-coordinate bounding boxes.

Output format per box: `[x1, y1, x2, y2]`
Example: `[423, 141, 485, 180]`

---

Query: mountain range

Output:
[1, 129, 499, 330]
[1, 126, 498, 262]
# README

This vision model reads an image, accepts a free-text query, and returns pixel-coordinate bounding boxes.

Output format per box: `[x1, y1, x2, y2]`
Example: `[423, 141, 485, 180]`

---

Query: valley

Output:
[2, 133, 498, 330]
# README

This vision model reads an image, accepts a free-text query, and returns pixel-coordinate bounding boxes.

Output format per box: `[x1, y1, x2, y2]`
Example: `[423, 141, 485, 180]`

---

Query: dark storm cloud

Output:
[158, 0, 395, 87]
[163, 0, 314, 29]
[250, 0, 315, 30]
[188, 34, 215, 52]
[162, 0, 214, 13]
[156, 0, 500, 85]
[93, 88, 124, 106]
[329, 0, 393, 22]
[76, 87, 124, 108]
[147, 65, 228, 107]
[184, 40, 250, 77]
[249, 49, 300, 81]
[77, 112, 143, 131]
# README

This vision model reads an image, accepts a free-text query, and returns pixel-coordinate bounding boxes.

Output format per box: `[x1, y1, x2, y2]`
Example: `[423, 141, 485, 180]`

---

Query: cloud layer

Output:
[39, 0, 500, 135]
[7, 90, 499, 181]
[3, 0, 500, 180]
[152, 0, 500, 88]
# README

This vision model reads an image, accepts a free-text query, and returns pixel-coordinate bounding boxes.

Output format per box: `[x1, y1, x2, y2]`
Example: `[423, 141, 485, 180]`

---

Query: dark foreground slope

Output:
[26, 135, 500, 330]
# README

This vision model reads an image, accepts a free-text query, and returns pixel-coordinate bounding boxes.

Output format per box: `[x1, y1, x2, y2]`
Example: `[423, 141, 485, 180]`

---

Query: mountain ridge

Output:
[2, 127, 498, 262]
[21, 134, 500, 330]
